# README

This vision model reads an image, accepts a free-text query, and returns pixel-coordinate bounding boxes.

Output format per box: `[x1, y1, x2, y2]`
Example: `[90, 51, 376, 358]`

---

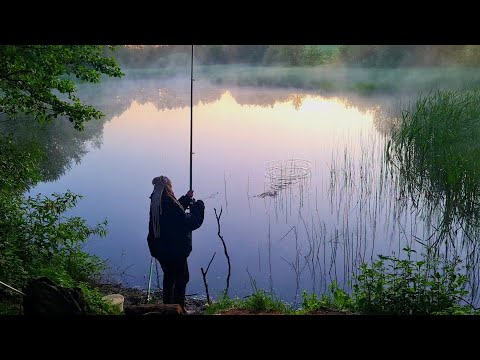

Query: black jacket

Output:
[147, 194, 205, 261]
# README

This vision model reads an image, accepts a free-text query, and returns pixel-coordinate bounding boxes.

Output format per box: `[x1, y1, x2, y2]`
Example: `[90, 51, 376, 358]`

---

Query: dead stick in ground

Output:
[201, 252, 216, 305]
[214, 207, 231, 298]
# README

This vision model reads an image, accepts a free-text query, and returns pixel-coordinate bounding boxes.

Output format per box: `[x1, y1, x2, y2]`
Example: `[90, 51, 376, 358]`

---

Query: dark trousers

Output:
[158, 257, 189, 309]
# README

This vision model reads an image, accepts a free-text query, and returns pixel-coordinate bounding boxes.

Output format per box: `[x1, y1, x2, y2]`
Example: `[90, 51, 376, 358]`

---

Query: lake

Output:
[28, 67, 480, 305]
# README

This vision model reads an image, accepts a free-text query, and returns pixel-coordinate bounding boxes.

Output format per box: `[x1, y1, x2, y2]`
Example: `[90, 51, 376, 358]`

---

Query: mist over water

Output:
[26, 66, 480, 305]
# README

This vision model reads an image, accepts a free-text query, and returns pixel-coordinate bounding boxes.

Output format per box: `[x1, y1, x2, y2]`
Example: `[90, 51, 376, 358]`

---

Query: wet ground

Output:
[95, 282, 208, 315]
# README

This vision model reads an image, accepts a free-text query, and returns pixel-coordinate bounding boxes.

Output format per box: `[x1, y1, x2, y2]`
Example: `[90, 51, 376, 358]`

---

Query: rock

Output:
[124, 303, 184, 316]
[22, 277, 87, 315]
[102, 294, 124, 312]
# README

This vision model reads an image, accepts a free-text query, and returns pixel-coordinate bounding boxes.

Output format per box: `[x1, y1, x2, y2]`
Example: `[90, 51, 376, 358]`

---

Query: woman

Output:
[147, 176, 205, 312]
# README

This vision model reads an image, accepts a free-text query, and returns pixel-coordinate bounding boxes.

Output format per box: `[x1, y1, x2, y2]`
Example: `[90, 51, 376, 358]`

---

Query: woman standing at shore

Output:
[147, 176, 205, 313]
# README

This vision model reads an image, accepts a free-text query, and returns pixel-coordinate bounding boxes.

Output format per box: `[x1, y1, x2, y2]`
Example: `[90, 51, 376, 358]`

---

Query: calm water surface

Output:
[30, 76, 475, 304]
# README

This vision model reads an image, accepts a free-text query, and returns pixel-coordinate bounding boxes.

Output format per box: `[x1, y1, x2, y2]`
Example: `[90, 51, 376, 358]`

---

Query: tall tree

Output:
[0, 45, 124, 130]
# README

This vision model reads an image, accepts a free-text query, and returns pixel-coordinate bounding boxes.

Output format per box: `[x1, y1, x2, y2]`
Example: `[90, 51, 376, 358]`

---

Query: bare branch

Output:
[214, 207, 231, 298]
[201, 252, 216, 305]
[279, 225, 296, 242]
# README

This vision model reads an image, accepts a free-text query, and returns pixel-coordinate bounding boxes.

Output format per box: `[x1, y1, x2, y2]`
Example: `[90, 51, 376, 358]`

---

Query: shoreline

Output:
[94, 281, 209, 315]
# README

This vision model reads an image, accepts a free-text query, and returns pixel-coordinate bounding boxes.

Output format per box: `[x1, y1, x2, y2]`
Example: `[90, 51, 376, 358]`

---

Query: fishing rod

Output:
[190, 44, 194, 193]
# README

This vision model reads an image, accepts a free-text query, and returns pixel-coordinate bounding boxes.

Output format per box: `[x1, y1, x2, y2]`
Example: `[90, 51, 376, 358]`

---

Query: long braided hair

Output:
[150, 176, 181, 238]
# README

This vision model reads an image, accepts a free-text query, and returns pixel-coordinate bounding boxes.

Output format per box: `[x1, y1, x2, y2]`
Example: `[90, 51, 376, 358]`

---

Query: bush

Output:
[0, 134, 110, 314]
[299, 247, 476, 315]
[351, 247, 472, 314]
[298, 283, 354, 314]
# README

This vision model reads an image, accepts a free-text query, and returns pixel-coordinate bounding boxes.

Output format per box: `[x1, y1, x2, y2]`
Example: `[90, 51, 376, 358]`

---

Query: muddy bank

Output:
[95, 282, 209, 315]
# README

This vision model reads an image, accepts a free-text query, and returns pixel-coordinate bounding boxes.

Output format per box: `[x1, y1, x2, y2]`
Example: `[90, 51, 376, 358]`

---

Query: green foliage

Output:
[113, 45, 480, 72]
[350, 247, 471, 314]
[242, 290, 293, 313]
[113, 45, 340, 68]
[432, 306, 479, 315]
[298, 283, 354, 314]
[0, 135, 109, 314]
[262, 46, 304, 66]
[0, 135, 40, 289]
[0, 134, 42, 195]
[0, 46, 121, 314]
[299, 45, 340, 66]
[338, 45, 480, 67]
[204, 295, 242, 315]
[113, 45, 191, 67]
[0, 303, 21, 315]
[298, 291, 326, 313]
[0, 187, 108, 290]
[78, 283, 123, 315]
[205, 247, 475, 315]
[0, 45, 124, 130]
[205, 290, 293, 314]
[462, 46, 480, 66]
[298, 248, 476, 315]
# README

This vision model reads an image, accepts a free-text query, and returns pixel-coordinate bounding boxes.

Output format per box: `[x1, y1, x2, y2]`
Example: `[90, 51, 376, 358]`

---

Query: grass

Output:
[79, 283, 124, 315]
[205, 290, 294, 315]
[296, 287, 354, 314]
[388, 89, 480, 238]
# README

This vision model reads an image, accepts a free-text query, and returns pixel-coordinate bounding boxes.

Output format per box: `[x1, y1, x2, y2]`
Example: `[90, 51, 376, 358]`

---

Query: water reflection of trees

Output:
[0, 75, 428, 186]
[286, 94, 307, 110]
[1, 79, 328, 182]
[0, 75, 433, 187]
[0, 114, 104, 182]
[78, 78, 310, 113]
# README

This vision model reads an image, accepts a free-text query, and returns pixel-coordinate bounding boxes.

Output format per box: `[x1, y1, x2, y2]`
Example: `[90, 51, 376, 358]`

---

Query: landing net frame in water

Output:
[261, 159, 312, 222]
[265, 159, 312, 193]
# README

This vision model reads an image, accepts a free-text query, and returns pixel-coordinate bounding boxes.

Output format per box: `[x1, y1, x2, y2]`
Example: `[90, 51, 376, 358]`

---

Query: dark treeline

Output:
[111, 45, 480, 68]
[112, 45, 339, 67]
[338, 45, 480, 67]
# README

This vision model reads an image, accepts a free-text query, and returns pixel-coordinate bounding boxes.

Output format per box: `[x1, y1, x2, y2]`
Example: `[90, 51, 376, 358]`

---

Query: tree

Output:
[0, 45, 124, 131]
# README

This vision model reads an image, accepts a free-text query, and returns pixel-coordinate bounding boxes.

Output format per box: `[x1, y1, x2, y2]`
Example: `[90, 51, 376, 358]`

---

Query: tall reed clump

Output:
[387, 89, 480, 239]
